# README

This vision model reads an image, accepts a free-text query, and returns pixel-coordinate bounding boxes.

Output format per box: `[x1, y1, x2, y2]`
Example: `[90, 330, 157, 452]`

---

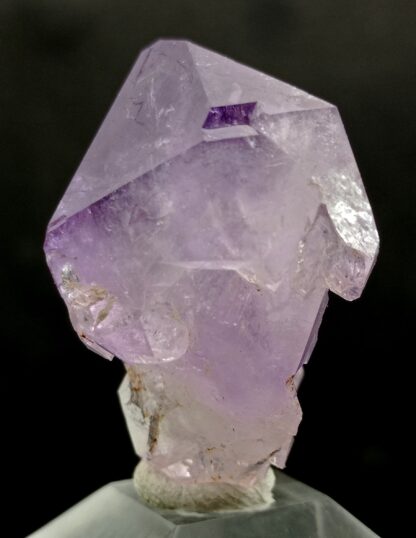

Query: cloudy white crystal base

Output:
[134, 459, 276, 512]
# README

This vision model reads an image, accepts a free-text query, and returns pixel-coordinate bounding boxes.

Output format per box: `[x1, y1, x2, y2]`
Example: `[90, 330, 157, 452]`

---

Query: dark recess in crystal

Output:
[202, 102, 257, 129]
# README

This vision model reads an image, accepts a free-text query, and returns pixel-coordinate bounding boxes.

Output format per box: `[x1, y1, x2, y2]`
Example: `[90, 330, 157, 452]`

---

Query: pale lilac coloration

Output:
[44, 40, 379, 486]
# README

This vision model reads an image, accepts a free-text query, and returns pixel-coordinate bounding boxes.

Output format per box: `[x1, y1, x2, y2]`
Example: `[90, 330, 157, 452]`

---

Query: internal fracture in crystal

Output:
[44, 40, 379, 487]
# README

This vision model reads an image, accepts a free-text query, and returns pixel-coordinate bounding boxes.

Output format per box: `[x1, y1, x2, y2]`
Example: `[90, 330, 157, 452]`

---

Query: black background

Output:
[1, 1, 414, 537]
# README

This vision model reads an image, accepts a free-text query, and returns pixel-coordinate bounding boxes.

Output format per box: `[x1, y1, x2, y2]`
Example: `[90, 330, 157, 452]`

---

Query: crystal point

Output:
[44, 40, 379, 486]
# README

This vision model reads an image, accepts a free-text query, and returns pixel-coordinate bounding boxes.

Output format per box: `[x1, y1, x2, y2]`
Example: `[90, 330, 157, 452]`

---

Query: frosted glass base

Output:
[28, 470, 379, 537]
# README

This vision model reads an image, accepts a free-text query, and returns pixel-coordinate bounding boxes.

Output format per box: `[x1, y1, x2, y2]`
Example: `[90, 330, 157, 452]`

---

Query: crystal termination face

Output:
[44, 40, 379, 487]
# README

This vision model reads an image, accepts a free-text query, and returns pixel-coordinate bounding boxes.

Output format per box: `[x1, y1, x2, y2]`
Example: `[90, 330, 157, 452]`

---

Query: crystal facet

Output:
[44, 40, 379, 486]
[202, 102, 257, 129]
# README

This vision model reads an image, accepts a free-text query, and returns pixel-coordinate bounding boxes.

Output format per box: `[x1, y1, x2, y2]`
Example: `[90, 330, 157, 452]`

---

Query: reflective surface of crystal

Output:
[44, 40, 379, 486]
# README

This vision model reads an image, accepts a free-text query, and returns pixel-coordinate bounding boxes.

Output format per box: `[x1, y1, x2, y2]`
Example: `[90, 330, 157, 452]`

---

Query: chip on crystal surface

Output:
[45, 40, 378, 485]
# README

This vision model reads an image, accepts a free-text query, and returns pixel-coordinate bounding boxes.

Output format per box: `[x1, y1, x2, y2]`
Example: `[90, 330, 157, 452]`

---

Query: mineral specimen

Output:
[44, 40, 379, 489]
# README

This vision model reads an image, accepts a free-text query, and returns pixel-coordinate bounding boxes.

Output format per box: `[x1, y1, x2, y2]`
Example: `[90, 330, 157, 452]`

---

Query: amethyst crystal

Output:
[44, 40, 379, 487]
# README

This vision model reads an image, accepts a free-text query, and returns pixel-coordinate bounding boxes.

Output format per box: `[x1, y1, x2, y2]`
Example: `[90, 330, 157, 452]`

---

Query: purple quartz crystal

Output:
[44, 40, 379, 486]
